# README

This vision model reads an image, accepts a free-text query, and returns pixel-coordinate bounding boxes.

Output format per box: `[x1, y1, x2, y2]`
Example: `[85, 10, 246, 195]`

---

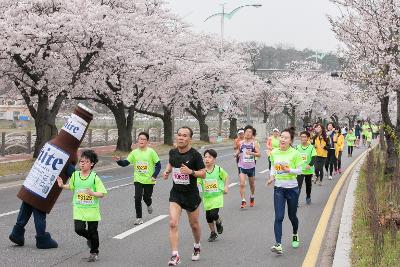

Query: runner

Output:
[234, 128, 245, 176]
[162, 126, 206, 266]
[266, 127, 303, 255]
[112, 132, 161, 225]
[361, 121, 370, 147]
[311, 123, 328, 186]
[236, 125, 261, 209]
[325, 123, 337, 180]
[296, 131, 316, 205]
[334, 127, 345, 174]
[57, 150, 107, 262]
[267, 128, 280, 170]
[345, 128, 356, 157]
[197, 149, 229, 242]
[354, 121, 362, 148]
[366, 127, 373, 148]
[371, 123, 379, 139]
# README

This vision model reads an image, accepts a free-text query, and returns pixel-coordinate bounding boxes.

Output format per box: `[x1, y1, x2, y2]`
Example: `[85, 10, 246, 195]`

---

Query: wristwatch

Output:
[191, 170, 195, 176]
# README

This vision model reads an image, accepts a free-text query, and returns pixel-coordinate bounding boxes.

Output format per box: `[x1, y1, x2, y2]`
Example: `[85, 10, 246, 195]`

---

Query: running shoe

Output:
[292, 234, 300, 248]
[328, 175, 333, 180]
[208, 232, 218, 242]
[338, 168, 342, 174]
[270, 244, 283, 255]
[240, 200, 246, 209]
[168, 254, 181, 266]
[216, 219, 223, 234]
[87, 253, 99, 262]
[306, 197, 311, 205]
[147, 205, 153, 214]
[191, 247, 200, 261]
[134, 218, 144, 225]
[250, 197, 255, 207]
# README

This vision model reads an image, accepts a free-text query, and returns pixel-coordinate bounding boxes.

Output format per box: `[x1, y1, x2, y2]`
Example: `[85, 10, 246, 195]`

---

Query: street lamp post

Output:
[205, 3, 262, 132]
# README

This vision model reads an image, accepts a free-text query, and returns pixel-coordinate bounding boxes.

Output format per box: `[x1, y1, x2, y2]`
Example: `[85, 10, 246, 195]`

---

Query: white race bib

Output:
[242, 149, 255, 163]
[172, 168, 190, 185]
[136, 161, 149, 173]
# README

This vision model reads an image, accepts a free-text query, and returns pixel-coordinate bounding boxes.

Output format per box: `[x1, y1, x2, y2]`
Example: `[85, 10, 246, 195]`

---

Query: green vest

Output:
[72, 171, 99, 209]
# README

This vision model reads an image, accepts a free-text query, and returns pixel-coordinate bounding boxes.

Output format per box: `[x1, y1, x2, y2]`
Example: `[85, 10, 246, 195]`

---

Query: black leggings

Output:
[206, 208, 220, 223]
[348, 146, 353, 155]
[315, 156, 326, 181]
[134, 182, 154, 219]
[297, 175, 312, 198]
[335, 151, 342, 170]
[74, 220, 99, 254]
[325, 149, 336, 175]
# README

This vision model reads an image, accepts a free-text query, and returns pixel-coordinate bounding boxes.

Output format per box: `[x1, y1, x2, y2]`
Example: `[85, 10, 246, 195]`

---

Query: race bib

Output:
[76, 189, 94, 205]
[136, 161, 149, 173]
[172, 168, 190, 185]
[300, 153, 308, 162]
[243, 149, 255, 163]
[204, 179, 219, 193]
[274, 162, 289, 174]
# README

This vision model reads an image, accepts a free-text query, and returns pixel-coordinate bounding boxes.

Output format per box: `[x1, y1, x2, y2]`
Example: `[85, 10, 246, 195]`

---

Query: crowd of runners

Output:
[9, 121, 378, 265]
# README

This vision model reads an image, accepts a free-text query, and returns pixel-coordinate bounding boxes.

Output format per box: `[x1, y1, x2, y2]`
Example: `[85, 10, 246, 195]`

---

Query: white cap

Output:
[272, 128, 279, 132]
[237, 129, 244, 134]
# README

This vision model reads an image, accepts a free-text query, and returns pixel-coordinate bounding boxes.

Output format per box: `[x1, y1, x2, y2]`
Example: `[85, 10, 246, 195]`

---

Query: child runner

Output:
[57, 150, 107, 262]
[345, 128, 356, 157]
[266, 127, 303, 255]
[197, 149, 229, 242]
[296, 131, 316, 205]
[366, 128, 373, 148]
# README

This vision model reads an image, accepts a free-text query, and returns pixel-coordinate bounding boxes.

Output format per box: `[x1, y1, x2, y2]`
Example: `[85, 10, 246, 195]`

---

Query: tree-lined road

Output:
[0, 144, 367, 266]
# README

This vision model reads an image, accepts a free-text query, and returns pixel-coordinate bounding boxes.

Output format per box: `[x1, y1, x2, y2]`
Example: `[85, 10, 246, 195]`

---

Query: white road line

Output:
[0, 183, 23, 190]
[0, 210, 19, 218]
[104, 176, 131, 184]
[228, 182, 238, 187]
[259, 169, 269, 174]
[113, 215, 168, 240]
[107, 183, 133, 191]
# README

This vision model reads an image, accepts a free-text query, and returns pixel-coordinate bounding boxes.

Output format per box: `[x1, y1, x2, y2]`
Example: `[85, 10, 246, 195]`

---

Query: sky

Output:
[165, 0, 342, 53]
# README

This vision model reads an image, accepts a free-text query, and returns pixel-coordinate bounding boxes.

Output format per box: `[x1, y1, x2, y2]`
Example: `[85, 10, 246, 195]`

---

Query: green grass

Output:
[351, 153, 400, 267]
[0, 159, 34, 177]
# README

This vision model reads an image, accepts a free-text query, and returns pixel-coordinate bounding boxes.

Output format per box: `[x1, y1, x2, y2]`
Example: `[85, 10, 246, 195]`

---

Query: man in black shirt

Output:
[163, 126, 206, 266]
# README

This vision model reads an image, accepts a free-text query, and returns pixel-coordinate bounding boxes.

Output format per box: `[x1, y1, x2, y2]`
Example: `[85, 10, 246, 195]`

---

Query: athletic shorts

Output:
[169, 188, 201, 212]
[239, 167, 256, 178]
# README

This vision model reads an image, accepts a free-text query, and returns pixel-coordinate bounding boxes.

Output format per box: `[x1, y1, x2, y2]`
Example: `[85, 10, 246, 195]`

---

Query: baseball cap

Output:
[272, 128, 279, 132]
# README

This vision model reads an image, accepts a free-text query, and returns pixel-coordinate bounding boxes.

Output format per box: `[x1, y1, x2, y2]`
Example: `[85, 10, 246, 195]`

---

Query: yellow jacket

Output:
[335, 134, 345, 158]
[313, 136, 328, 157]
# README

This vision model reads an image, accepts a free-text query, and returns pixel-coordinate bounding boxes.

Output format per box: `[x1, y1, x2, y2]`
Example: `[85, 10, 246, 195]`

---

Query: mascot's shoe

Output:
[36, 232, 58, 249]
[9, 224, 25, 246]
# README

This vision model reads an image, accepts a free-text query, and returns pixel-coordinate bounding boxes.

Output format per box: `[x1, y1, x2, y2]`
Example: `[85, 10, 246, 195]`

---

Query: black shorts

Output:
[169, 188, 201, 212]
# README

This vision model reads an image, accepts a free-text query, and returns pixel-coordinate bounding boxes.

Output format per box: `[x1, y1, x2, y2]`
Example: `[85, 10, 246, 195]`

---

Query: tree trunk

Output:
[112, 104, 134, 152]
[19, 89, 66, 158]
[162, 107, 174, 146]
[198, 115, 209, 142]
[330, 114, 339, 127]
[186, 102, 209, 142]
[283, 106, 296, 128]
[33, 109, 58, 158]
[380, 95, 398, 175]
[346, 115, 356, 129]
[229, 117, 238, 139]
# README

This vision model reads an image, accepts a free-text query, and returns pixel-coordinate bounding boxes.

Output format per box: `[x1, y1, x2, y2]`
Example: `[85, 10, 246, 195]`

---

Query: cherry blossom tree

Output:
[329, 0, 400, 173]
[0, 0, 106, 157]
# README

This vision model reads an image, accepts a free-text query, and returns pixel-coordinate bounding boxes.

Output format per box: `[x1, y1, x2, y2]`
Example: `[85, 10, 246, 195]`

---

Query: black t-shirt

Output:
[169, 147, 205, 192]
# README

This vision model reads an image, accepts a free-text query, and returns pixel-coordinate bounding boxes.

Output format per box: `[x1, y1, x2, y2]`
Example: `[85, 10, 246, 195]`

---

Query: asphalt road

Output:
[0, 144, 367, 267]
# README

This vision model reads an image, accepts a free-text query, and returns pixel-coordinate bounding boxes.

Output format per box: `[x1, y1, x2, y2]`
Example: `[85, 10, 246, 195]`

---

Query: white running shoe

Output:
[191, 247, 200, 261]
[134, 218, 144, 225]
[329, 176, 333, 180]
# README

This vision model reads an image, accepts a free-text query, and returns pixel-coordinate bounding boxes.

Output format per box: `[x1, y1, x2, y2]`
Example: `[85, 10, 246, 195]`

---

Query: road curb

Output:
[301, 147, 372, 267]
[331, 154, 366, 267]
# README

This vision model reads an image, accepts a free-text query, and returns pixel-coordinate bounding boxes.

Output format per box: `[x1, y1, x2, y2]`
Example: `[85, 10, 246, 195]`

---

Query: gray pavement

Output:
[0, 145, 367, 267]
